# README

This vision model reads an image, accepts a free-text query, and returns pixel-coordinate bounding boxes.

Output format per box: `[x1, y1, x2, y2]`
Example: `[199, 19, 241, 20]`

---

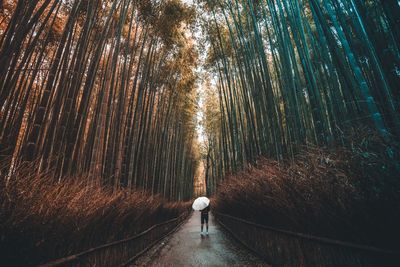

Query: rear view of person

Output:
[200, 204, 210, 235]
[192, 196, 210, 235]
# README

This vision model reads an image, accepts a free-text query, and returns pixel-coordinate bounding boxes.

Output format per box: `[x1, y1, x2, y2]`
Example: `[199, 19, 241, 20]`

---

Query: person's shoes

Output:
[200, 232, 203, 235]
[205, 231, 209, 235]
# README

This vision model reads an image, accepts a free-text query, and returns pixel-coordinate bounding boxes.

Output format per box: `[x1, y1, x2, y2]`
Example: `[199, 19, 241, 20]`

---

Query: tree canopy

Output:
[199, 0, 400, 195]
[0, 0, 199, 200]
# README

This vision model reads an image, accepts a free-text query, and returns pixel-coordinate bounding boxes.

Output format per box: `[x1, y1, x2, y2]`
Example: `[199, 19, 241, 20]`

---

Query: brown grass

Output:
[0, 165, 190, 266]
[214, 129, 400, 250]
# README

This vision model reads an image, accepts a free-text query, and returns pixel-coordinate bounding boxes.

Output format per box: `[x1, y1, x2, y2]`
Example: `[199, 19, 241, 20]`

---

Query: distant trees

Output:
[0, 0, 199, 200]
[200, 0, 400, 194]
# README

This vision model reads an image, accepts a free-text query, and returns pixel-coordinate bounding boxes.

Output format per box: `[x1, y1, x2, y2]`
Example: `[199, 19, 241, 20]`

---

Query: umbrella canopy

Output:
[192, 196, 210, 211]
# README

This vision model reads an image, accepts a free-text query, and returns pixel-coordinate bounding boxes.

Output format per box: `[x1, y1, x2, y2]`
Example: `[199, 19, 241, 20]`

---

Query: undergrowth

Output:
[0, 165, 190, 266]
[215, 128, 400, 250]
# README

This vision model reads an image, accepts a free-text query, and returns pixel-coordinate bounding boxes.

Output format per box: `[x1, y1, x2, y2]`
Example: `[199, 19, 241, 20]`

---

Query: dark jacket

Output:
[201, 205, 210, 214]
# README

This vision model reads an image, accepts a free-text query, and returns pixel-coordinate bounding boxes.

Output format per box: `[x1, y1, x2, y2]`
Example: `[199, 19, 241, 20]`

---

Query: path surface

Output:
[131, 212, 268, 267]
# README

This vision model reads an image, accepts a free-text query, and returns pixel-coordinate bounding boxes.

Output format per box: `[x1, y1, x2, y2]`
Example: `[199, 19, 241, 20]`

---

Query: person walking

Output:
[200, 204, 210, 235]
[192, 196, 210, 235]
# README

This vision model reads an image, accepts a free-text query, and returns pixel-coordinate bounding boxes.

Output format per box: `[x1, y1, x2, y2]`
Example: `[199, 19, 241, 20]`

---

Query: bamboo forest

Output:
[1, 0, 399, 266]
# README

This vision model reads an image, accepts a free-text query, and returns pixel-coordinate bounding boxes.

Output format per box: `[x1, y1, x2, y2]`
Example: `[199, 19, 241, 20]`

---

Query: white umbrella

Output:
[192, 196, 210, 211]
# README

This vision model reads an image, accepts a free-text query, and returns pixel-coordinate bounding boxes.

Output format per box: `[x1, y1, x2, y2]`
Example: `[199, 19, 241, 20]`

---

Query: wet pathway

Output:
[131, 212, 268, 267]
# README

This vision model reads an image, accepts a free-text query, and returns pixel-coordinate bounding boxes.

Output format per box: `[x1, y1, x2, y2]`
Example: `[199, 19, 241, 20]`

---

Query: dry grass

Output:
[215, 129, 400, 250]
[0, 164, 190, 266]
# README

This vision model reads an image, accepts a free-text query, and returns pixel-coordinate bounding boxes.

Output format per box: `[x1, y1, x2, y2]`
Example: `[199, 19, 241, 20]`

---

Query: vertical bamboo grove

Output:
[0, 0, 199, 200]
[201, 0, 400, 195]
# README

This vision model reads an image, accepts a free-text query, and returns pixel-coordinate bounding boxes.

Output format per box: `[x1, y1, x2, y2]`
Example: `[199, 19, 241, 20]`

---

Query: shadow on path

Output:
[131, 212, 268, 267]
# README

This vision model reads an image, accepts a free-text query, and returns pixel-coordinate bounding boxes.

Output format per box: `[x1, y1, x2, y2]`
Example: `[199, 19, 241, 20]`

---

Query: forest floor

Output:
[131, 212, 268, 267]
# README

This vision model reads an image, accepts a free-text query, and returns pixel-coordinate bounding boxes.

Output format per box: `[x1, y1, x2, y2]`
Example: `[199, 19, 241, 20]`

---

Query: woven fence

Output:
[40, 212, 190, 267]
[215, 212, 399, 267]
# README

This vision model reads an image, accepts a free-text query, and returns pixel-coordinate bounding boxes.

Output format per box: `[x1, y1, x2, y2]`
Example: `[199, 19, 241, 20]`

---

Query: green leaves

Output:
[200, 0, 400, 193]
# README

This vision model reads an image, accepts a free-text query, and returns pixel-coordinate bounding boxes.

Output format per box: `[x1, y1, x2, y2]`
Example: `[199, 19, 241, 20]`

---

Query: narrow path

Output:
[131, 212, 268, 267]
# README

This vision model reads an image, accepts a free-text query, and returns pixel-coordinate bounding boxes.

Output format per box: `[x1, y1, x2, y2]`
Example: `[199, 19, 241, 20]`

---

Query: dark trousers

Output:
[201, 213, 209, 224]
